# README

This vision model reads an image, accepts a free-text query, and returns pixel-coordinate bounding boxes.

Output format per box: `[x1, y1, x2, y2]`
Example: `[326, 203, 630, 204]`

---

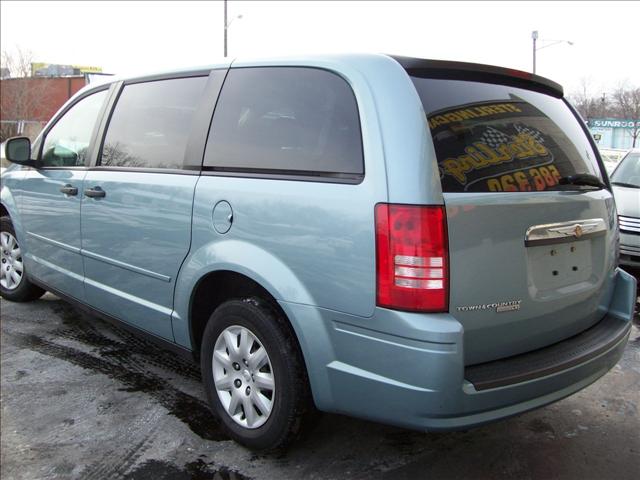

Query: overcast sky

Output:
[1, 1, 638, 94]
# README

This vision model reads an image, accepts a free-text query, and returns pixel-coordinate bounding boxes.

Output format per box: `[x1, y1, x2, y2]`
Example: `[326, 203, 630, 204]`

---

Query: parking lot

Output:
[1, 285, 639, 480]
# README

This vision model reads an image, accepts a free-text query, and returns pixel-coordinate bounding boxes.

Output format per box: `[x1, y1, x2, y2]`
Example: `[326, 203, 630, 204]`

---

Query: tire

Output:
[0, 216, 46, 302]
[201, 297, 315, 451]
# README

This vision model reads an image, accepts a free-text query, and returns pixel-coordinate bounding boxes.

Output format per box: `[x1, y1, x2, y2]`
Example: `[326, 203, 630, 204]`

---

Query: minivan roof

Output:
[82, 53, 564, 99]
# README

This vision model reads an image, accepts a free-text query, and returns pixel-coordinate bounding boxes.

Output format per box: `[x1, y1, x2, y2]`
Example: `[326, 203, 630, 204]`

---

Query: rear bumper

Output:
[464, 313, 630, 391]
[280, 268, 636, 431]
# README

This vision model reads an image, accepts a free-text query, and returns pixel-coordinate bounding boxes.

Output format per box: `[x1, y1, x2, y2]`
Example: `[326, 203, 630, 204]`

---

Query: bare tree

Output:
[1, 46, 35, 78]
[612, 82, 640, 148]
[567, 78, 612, 121]
[101, 142, 145, 168]
[0, 46, 52, 143]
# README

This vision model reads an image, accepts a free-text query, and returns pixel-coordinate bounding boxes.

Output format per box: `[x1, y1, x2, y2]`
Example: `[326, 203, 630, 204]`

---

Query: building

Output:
[587, 118, 640, 150]
[0, 62, 109, 143]
[0, 76, 87, 141]
[30, 62, 103, 78]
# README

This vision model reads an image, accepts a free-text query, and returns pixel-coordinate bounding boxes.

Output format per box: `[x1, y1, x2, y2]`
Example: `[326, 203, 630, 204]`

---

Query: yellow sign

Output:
[30, 63, 103, 76]
[74, 65, 103, 73]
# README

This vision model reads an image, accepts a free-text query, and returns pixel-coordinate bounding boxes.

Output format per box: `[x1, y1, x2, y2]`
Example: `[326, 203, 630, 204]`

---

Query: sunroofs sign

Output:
[587, 118, 639, 149]
[588, 119, 640, 129]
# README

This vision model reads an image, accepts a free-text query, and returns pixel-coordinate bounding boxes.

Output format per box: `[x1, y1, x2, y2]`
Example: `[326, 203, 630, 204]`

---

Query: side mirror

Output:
[3, 137, 37, 167]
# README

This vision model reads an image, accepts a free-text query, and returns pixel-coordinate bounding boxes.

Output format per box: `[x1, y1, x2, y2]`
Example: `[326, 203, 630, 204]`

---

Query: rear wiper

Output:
[611, 181, 639, 189]
[557, 173, 607, 190]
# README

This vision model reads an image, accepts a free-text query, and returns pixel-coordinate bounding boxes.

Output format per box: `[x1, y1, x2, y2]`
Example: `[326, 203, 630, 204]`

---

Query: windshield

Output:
[411, 77, 604, 193]
[610, 152, 640, 188]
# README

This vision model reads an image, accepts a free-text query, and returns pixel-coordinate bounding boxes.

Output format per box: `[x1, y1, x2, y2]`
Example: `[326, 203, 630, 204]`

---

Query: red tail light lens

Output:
[375, 204, 449, 312]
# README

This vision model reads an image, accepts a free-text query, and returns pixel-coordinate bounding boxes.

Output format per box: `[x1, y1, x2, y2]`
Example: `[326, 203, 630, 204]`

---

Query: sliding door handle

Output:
[84, 186, 106, 198]
[59, 184, 78, 196]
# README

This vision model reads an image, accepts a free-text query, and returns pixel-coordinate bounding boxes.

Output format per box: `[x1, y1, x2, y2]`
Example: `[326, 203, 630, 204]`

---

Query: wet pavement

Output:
[1, 284, 639, 479]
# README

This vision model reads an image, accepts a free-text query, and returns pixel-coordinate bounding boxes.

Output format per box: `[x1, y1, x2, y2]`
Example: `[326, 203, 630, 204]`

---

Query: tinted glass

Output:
[204, 67, 363, 175]
[412, 78, 603, 192]
[101, 77, 207, 169]
[41, 90, 107, 167]
[611, 152, 640, 188]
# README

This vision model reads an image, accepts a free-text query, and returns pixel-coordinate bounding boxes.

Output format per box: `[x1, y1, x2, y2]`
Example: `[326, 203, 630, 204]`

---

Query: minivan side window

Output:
[204, 67, 363, 177]
[41, 90, 108, 167]
[100, 76, 207, 169]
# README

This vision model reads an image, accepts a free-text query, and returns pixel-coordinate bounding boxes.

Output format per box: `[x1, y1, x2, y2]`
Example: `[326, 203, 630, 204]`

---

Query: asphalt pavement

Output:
[1, 279, 639, 480]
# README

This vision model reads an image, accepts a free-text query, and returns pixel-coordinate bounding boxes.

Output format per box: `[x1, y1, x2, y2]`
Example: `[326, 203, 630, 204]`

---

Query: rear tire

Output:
[201, 297, 315, 451]
[0, 216, 45, 302]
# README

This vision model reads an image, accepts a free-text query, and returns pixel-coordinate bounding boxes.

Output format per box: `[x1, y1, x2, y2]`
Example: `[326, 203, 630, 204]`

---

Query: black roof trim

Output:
[391, 55, 564, 98]
[122, 68, 215, 85]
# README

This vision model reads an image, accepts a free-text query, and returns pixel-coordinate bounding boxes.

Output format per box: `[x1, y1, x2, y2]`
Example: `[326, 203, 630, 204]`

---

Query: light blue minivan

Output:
[1, 54, 636, 450]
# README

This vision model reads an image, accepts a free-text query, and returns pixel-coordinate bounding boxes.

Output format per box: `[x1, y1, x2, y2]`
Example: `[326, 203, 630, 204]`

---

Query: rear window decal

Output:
[428, 99, 574, 192]
[412, 78, 602, 193]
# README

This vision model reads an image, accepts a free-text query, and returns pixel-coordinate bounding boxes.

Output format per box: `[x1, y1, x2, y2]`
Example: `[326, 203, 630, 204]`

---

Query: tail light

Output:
[506, 68, 533, 80]
[375, 204, 449, 312]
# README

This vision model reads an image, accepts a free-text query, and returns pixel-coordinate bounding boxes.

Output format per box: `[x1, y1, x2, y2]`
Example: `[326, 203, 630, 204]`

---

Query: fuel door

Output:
[212, 200, 233, 234]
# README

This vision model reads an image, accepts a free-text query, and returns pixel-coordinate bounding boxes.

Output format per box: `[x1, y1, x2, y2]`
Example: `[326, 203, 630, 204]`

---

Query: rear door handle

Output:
[59, 184, 78, 196]
[84, 186, 106, 198]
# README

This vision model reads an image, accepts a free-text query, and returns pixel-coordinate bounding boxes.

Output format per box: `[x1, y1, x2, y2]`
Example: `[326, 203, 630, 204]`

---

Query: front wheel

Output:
[0, 216, 45, 302]
[201, 298, 315, 450]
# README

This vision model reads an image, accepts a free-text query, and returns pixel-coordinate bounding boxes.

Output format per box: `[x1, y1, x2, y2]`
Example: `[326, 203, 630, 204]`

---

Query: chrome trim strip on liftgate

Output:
[524, 218, 607, 247]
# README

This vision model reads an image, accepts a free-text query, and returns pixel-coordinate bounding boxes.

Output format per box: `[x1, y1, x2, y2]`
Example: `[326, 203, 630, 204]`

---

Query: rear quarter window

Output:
[203, 67, 363, 178]
[412, 78, 602, 192]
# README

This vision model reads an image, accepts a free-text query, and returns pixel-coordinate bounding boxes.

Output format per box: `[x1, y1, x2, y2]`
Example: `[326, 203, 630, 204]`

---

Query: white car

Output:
[600, 148, 629, 173]
[611, 149, 640, 268]
[1, 140, 7, 175]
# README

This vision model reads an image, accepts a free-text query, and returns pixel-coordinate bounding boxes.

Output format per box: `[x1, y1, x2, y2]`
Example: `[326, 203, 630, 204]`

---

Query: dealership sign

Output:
[589, 119, 640, 129]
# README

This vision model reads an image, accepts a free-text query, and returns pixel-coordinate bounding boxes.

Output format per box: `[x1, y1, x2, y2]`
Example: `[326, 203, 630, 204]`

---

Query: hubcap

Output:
[0, 231, 23, 291]
[212, 325, 275, 429]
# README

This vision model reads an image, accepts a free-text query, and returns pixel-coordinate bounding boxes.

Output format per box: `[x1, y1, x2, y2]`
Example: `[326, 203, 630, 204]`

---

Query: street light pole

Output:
[531, 30, 573, 74]
[224, 0, 228, 57]
[532, 30, 538, 74]
[223, 0, 243, 58]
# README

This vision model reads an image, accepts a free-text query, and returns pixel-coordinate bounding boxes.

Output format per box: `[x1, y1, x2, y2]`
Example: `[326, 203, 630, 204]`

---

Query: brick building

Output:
[0, 76, 87, 141]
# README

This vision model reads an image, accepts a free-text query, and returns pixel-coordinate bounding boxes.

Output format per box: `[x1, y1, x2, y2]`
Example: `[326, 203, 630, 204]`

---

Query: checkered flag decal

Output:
[479, 127, 511, 149]
[514, 123, 545, 144]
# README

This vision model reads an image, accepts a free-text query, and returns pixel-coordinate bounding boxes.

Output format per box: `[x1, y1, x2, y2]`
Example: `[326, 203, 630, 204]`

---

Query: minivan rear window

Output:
[411, 78, 603, 193]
